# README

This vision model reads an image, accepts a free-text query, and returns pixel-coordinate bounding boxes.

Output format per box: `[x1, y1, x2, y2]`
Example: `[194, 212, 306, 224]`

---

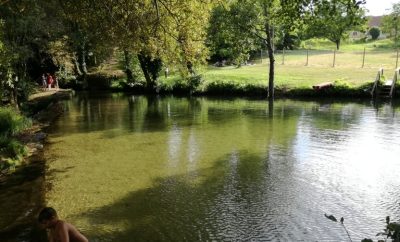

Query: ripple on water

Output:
[41, 96, 400, 242]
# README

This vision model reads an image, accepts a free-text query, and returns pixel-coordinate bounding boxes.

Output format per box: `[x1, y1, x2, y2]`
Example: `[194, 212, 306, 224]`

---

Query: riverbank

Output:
[0, 89, 73, 174]
[85, 64, 399, 98]
[0, 89, 73, 242]
[105, 75, 381, 98]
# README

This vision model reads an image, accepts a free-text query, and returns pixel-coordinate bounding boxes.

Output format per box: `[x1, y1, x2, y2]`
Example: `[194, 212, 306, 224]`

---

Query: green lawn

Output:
[100, 39, 397, 91]
[155, 39, 400, 90]
[197, 61, 391, 89]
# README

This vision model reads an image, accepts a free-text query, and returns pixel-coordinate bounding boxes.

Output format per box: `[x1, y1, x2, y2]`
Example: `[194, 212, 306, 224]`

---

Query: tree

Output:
[59, 0, 214, 90]
[305, 0, 366, 50]
[381, 3, 400, 46]
[0, 0, 52, 106]
[206, 4, 260, 66]
[0, 21, 6, 103]
[207, 0, 310, 99]
[369, 27, 380, 40]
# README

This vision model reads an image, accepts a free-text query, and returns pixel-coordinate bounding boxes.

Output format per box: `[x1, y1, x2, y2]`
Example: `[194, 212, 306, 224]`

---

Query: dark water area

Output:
[2, 93, 400, 241]
[0, 153, 47, 242]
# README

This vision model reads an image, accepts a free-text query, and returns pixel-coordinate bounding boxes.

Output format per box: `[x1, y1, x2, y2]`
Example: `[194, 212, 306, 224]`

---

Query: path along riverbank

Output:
[0, 89, 73, 242]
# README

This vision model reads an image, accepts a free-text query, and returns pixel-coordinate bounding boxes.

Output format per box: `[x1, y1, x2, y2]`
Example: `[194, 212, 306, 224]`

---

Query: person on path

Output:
[38, 207, 89, 242]
[41, 74, 47, 91]
[53, 74, 59, 90]
[47, 74, 53, 90]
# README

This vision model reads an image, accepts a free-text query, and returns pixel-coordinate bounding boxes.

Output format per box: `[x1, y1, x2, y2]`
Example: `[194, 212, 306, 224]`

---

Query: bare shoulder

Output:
[68, 223, 89, 242]
[59, 220, 89, 242]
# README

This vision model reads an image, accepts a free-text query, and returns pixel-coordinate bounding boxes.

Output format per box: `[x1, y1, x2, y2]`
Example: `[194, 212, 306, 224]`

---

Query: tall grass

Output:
[0, 107, 31, 137]
[0, 107, 31, 169]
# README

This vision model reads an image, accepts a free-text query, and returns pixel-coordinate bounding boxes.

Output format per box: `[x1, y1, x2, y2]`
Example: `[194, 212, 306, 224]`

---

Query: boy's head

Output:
[38, 207, 58, 228]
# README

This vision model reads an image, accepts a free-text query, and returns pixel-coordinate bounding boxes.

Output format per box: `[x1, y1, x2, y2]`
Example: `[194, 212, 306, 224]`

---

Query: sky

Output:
[364, 0, 398, 16]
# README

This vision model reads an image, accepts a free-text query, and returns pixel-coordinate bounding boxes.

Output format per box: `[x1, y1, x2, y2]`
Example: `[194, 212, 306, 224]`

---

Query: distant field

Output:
[157, 51, 398, 90]
[197, 51, 398, 89]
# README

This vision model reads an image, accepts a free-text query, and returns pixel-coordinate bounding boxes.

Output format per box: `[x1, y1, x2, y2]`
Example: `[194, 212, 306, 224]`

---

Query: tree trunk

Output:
[335, 39, 340, 50]
[72, 53, 83, 76]
[81, 47, 87, 75]
[137, 54, 154, 91]
[187, 61, 195, 75]
[10, 75, 19, 110]
[124, 50, 133, 83]
[265, 23, 275, 100]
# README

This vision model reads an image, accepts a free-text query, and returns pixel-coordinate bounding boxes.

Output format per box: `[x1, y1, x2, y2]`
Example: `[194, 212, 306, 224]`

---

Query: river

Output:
[8, 93, 400, 241]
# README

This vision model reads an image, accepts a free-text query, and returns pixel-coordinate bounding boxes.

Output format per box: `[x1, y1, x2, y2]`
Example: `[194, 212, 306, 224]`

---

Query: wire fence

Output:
[256, 49, 400, 70]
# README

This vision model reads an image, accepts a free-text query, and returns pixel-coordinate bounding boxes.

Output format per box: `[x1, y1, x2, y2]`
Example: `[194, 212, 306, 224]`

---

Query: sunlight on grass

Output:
[156, 39, 400, 90]
[196, 48, 398, 89]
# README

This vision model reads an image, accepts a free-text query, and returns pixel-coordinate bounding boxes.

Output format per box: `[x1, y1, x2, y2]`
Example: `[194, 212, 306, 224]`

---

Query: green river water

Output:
[3, 93, 400, 241]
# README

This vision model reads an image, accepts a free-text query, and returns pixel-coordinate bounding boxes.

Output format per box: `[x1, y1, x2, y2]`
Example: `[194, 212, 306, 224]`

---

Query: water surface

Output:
[45, 94, 400, 241]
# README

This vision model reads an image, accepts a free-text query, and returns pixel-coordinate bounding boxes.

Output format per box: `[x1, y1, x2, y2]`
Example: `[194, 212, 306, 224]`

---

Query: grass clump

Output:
[0, 107, 31, 170]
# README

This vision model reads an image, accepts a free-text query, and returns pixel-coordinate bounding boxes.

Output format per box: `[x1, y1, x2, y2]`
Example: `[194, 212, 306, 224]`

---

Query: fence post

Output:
[305, 49, 309, 66]
[282, 49, 285, 65]
[396, 49, 399, 69]
[362, 47, 366, 68]
[332, 50, 336, 67]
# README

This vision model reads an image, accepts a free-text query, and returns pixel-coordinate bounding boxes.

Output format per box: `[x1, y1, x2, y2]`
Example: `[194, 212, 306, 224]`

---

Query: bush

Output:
[1, 138, 27, 158]
[204, 80, 267, 96]
[0, 107, 31, 137]
[86, 74, 112, 90]
[369, 27, 381, 40]
[0, 107, 30, 166]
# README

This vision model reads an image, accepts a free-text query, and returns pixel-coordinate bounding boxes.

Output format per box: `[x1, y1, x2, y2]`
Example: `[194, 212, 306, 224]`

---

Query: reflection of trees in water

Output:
[72, 151, 289, 241]
[63, 96, 306, 240]
[60, 95, 312, 136]
[45, 96, 400, 241]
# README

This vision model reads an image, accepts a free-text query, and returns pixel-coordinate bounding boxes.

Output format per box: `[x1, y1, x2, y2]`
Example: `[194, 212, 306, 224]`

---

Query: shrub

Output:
[0, 107, 31, 137]
[0, 107, 30, 165]
[204, 80, 267, 96]
[369, 27, 381, 40]
[187, 75, 203, 93]
[1, 138, 27, 158]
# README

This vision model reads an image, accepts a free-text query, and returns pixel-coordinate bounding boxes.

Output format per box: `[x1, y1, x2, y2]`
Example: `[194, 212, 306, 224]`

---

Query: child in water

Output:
[38, 207, 89, 242]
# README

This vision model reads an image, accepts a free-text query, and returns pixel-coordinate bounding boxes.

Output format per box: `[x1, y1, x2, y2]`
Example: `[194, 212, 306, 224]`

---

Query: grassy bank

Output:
[86, 39, 399, 97]
[155, 59, 394, 97]
[0, 89, 73, 172]
[0, 107, 31, 170]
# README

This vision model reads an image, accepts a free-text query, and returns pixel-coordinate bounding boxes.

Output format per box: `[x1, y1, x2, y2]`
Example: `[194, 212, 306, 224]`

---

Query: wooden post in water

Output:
[282, 49, 285, 65]
[362, 47, 366, 68]
[332, 50, 336, 67]
[396, 49, 399, 69]
[305, 49, 309, 66]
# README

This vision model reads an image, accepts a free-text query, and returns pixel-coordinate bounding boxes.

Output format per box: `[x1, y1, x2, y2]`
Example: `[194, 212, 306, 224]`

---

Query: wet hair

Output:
[38, 207, 57, 223]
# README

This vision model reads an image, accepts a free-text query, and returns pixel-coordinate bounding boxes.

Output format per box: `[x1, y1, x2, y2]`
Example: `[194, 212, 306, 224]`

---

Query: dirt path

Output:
[29, 88, 72, 101]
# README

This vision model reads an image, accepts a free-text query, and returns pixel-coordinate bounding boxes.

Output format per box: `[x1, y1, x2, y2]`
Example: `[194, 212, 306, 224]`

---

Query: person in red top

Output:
[47, 74, 54, 90]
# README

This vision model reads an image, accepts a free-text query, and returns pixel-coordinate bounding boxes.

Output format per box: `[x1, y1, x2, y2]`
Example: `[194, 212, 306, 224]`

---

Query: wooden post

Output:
[305, 49, 309, 66]
[261, 49, 263, 64]
[396, 49, 399, 69]
[282, 49, 285, 65]
[362, 47, 366, 68]
[332, 50, 336, 67]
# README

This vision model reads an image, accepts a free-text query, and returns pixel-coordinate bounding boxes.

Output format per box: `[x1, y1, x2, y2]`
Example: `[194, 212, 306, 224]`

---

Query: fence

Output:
[257, 49, 400, 69]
